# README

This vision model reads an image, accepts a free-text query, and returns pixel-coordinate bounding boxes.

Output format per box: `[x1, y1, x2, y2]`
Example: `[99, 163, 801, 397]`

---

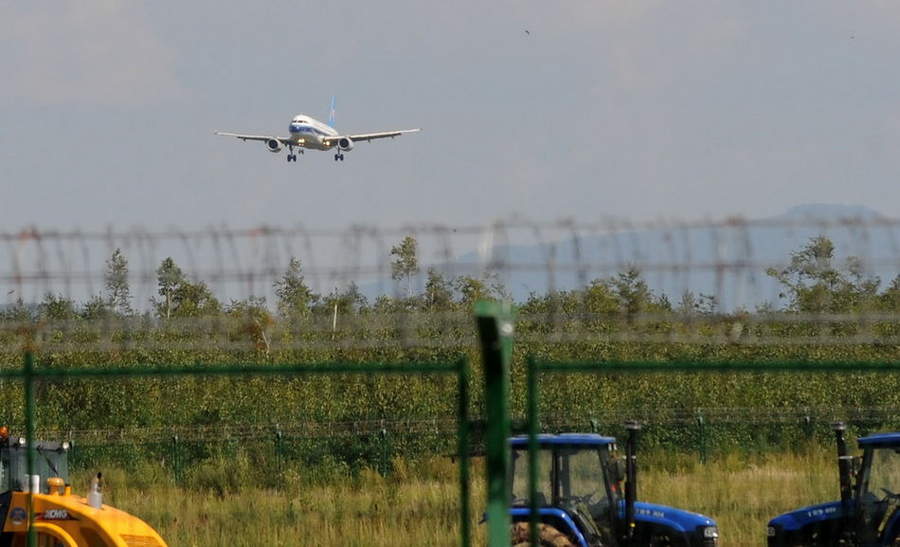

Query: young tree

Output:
[610, 267, 652, 319]
[104, 248, 132, 315]
[767, 236, 879, 313]
[454, 276, 489, 305]
[155, 258, 183, 319]
[274, 257, 315, 318]
[153, 257, 220, 318]
[423, 268, 453, 310]
[390, 236, 419, 298]
[226, 296, 273, 356]
[39, 293, 76, 321]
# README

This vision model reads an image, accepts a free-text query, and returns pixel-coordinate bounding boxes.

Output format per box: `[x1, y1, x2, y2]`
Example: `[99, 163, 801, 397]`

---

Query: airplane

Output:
[214, 98, 420, 162]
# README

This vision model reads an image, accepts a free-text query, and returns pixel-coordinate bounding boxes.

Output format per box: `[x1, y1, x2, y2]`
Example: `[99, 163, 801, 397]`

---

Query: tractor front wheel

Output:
[510, 522, 577, 547]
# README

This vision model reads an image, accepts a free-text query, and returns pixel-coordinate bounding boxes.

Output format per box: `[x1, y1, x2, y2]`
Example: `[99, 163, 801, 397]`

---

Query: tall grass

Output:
[85, 447, 840, 546]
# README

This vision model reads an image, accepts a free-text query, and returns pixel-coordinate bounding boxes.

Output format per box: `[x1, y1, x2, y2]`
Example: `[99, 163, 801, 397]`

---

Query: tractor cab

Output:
[0, 434, 70, 494]
[768, 426, 900, 546]
[855, 433, 900, 545]
[0, 429, 168, 546]
[508, 428, 718, 547]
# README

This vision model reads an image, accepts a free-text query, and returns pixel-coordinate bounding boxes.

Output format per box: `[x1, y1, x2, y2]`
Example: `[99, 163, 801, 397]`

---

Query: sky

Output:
[3, 1, 900, 232]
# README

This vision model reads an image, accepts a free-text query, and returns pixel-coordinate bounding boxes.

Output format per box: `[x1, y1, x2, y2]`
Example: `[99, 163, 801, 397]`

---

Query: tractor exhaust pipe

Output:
[625, 421, 641, 545]
[833, 422, 852, 513]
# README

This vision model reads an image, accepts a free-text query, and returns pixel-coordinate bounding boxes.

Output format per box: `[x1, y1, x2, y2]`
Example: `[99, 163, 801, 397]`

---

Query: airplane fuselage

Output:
[287, 115, 338, 150]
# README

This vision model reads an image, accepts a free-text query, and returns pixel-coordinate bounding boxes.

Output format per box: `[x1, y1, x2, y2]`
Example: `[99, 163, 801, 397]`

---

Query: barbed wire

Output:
[3, 214, 900, 351]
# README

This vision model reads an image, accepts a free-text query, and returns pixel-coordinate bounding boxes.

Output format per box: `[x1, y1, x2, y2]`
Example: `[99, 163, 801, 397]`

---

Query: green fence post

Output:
[274, 425, 284, 476]
[456, 357, 471, 547]
[24, 351, 36, 547]
[475, 300, 516, 547]
[526, 356, 539, 547]
[171, 435, 180, 483]
[696, 413, 706, 463]
[379, 428, 388, 475]
[803, 415, 814, 442]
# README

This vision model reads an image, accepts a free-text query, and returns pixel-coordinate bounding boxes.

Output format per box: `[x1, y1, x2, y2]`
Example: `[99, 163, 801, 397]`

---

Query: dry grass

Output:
[92, 448, 839, 546]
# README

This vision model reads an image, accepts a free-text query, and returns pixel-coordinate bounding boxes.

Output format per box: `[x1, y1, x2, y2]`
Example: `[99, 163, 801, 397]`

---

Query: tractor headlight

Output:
[61, 441, 70, 451]
[767, 526, 776, 537]
[702, 526, 719, 545]
[16, 437, 26, 447]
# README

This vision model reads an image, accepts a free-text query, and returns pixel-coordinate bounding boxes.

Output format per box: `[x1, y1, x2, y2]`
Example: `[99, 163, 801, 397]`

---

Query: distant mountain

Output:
[775, 203, 884, 221]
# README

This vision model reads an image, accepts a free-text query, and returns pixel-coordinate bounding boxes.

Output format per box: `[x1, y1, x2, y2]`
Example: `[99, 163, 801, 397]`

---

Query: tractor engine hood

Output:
[767, 500, 846, 533]
[619, 500, 717, 533]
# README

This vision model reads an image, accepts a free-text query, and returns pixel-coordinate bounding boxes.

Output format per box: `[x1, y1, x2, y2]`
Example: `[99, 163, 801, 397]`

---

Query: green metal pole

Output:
[526, 356, 539, 547]
[24, 351, 36, 547]
[475, 300, 515, 547]
[171, 435, 180, 483]
[696, 413, 706, 464]
[457, 357, 471, 547]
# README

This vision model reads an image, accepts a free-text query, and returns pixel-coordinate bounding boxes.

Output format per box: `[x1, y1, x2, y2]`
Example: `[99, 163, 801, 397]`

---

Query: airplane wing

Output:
[323, 128, 420, 145]
[214, 131, 290, 143]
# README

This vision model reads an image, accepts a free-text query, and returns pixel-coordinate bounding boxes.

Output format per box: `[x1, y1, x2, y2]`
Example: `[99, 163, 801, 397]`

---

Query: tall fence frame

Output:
[14, 351, 473, 547]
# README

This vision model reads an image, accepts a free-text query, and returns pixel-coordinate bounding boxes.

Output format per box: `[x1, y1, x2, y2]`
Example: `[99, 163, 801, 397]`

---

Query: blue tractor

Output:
[767, 423, 900, 546]
[508, 423, 719, 546]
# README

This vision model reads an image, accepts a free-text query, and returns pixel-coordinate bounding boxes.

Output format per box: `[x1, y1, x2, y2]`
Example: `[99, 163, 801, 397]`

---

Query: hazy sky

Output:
[4, 1, 900, 231]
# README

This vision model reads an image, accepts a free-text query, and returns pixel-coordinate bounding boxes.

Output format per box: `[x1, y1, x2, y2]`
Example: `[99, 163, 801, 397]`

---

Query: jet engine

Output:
[266, 139, 283, 153]
[338, 137, 354, 151]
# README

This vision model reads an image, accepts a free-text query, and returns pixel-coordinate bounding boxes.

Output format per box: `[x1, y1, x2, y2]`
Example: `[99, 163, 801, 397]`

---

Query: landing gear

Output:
[334, 152, 344, 162]
[287, 146, 301, 162]
[287, 154, 296, 162]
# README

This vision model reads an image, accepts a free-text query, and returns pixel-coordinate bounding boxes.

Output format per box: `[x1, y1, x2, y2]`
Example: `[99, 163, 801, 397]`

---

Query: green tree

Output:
[422, 268, 453, 310]
[39, 293, 76, 321]
[610, 267, 653, 320]
[880, 275, 900, 311]
[454, 276, 489, 305]
[391, 236, 419, 298]
[226, 296, 273, 355]
[767, 236, 879, 313]
[155, 257, 184, 319]
[104, 248, 132, 315]
[314, 282, 368, 316]
[274, 258, 316, 318]
[153, 258, 220, 318]
[81, 295, 111, 321]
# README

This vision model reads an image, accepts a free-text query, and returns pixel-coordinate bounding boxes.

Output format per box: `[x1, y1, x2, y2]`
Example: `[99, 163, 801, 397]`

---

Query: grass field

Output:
[79, 445, 841, 546]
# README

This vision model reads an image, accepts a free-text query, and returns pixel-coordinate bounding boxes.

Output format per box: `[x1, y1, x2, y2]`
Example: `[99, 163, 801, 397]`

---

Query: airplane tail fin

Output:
[327, 96, 336, 127]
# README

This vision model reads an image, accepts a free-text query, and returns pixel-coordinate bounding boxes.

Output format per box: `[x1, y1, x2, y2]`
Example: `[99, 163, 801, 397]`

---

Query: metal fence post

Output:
[24, 351, 36, 547]
[379, 428, 388, 475]
[475, 300, 516, 547]
[456, 357, 471, 547]
[696, 413, 706, 463]
[274, 425, 284, 476]
[803, 415, 814, 442]
[171, 435, 180, 483]
[526, 356, 540, 547]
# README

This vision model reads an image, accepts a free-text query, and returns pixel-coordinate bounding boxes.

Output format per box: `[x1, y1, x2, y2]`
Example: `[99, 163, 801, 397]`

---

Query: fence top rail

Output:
[6, 357, 466, 380]
[529, 358, 900, 373]
[7, 215, 900, 353]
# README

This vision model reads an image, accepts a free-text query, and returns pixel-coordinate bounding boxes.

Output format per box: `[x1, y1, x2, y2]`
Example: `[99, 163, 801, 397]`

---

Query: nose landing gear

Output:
[286, 146, 303, 162]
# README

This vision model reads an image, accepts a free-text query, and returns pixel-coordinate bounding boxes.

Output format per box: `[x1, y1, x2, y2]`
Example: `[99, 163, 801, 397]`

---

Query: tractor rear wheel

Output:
[510, 522, 577, 547]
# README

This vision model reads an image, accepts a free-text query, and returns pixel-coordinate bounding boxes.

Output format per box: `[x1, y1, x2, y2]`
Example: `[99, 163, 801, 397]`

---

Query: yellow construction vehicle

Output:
[0, 428, 167, 547]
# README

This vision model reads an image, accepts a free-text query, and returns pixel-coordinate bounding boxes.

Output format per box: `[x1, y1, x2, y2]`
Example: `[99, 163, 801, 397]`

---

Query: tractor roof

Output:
[857, 432, 900, 448]
[508, 433, 616, 447]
